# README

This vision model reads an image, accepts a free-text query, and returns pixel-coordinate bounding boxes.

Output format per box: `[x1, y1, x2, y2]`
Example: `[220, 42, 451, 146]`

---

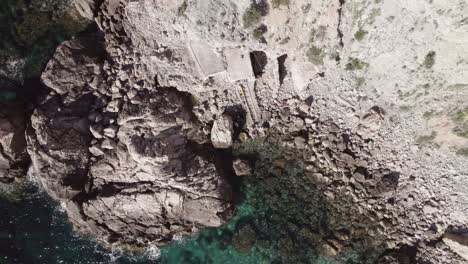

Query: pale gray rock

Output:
[90, 124, 104, 139]
[77, 88, 232, 246]
[73, 0, 97, 20]
[443, 233, 468, 261]
[89, 145, 105, 156]
[211, 114, 234, 149]
[41, 37, 105, 103]
[103, 126, 117, 138]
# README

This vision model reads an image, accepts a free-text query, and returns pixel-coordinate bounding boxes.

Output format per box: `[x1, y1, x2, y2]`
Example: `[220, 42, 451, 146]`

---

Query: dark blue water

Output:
[0, 184, 156, 264]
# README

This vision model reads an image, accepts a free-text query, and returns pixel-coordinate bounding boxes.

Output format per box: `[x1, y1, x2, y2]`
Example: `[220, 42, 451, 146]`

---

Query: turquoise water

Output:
[0, 141, 384, 263]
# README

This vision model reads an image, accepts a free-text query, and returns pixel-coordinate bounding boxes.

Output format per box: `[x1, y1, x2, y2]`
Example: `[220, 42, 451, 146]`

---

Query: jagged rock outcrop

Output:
[41, 37, 106, 103]
[27, 94, 94, 200]
[211, 114, 234, 149]
[0, 101, 28, 183]
[22, 0, 468, 262]
[28, 34, 233, 247]
[80, 88, 232, 245]
[443, 232, 468, 261]
[73, 0, 99, 20]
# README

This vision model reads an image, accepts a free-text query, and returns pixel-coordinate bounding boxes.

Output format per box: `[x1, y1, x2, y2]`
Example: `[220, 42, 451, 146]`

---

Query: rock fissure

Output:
[336, 0, 346, 63]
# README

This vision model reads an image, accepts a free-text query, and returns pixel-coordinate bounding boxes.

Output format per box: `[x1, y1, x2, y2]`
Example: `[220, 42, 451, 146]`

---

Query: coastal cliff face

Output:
[2, 0, 468, 262]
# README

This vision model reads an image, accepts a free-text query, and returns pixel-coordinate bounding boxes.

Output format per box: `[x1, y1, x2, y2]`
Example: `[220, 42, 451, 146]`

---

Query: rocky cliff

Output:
[3, 0, 468, 262]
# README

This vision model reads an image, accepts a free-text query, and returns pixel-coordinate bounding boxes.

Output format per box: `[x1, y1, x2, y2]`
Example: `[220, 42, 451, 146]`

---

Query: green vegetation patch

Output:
[356, 77, 366, 87]
[242, 1, 269, 28]
[451, 107, 468, 138]
[272, 0, 290, 8]
[456, 147, 468, 157]
[416, 131, 437, 145]
[253, 24, 268, 40]
[307, 46, 325, 65]
[423, 111, 435, 119]
[354, 28, 368, 41]
[423, 51, 436, 69]
[345, 57, 369, 71]
[177, 0, 188, 16]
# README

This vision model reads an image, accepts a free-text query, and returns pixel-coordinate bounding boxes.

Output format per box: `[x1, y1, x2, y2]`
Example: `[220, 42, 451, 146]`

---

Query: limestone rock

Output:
[19, 0, 468, 260]
[82, 88, 232, 246]
[443, 233, 468, 261]
[211, 114, 234, 149]
[27, 94, 93, 200]
[0, 101, 28, 182]
[73, 0, 97, 20]
[41, 36, 105, 103]
[319, 240, 342, 257]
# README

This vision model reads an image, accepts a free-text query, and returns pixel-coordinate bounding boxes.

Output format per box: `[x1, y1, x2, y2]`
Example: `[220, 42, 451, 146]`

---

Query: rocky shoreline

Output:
[1, 0, 467, 263]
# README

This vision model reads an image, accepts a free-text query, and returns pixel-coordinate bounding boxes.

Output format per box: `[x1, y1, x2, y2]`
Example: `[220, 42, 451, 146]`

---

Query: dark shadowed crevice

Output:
[277, 54, 288, 85]
[249, 51, 268, 78]
[336, 0, 346, 64]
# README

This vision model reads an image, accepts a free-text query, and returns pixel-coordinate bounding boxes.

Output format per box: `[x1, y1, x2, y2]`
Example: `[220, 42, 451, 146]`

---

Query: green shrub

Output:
[243, 1, 269, 28]
[451, 107, 468, 138]
[253, 24, 268, 39]
[345, 57, 369, 71]
[354, 28, 368, 41]
[356, 77, 365, 87]
[178, 0, 188, 16]
[416, 131, 437, 145]
[423, 51, 436, 69]
[272, 0, 290, 8]
[456, 148, 468, 157]
[307, 46, 324, 65]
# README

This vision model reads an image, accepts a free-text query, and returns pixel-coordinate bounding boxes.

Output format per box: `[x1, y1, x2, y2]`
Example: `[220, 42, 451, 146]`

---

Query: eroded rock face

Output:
[0, 101, 28, 183]
[443, 232, 468, 261]
[82, 88, 232, 245]
[28, 34, 233, 246]
[27, 94, 94, 200]
[24, 0, 468, 261]
[41, 36, 105, 103]
[211, 114, 234, 149]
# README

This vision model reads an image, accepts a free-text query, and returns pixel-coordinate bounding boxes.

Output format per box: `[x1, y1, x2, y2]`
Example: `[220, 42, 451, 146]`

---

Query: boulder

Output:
[0, 101, 28, 182]
[211, 114, 234, 149]
[41, 37, 105, 103]
[73, 0, 98, 20]
[443, 232, 468, 261]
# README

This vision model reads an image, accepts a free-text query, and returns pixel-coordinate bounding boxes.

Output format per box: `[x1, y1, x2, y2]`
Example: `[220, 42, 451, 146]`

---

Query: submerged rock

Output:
[211, 114, 234, 149]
